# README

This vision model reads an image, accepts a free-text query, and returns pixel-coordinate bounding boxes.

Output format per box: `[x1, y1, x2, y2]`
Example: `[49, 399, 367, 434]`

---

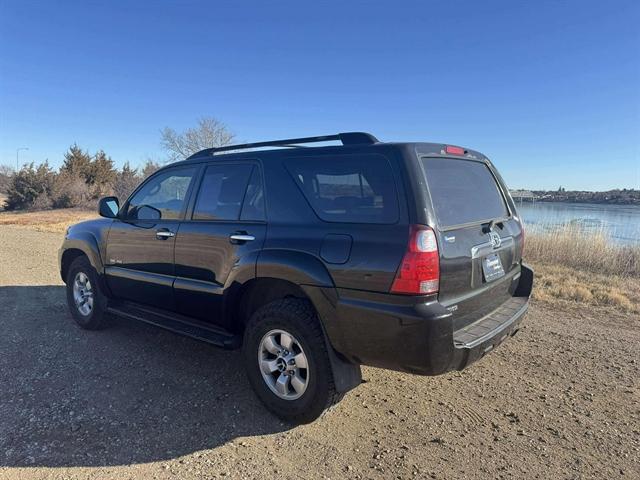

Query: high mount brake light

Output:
[391, 225, 440, 295]
[445, 145, 465, 155]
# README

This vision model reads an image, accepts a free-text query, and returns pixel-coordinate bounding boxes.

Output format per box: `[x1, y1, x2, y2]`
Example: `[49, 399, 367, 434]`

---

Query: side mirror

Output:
[98, 196, 120, 219]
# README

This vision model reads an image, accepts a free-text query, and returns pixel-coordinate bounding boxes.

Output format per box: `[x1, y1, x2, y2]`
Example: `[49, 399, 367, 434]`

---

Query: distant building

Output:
[510, 189, 537, 202]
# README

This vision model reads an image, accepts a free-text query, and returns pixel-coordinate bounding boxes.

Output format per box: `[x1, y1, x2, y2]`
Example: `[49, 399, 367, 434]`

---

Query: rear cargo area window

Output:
[422, 158, 508, 228]
[286, 155, 399, 224]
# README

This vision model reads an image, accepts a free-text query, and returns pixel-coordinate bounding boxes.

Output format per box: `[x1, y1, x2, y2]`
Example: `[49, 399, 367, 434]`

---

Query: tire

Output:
[65, 256, 110, 330]
[242, 298, 344, 424]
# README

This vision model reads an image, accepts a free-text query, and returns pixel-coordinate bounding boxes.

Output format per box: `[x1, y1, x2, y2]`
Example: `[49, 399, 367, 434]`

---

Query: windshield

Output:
[422, 157, 509, 228]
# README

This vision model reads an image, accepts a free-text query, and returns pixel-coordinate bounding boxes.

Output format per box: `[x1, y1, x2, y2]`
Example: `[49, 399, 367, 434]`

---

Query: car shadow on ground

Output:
[0, 285, 290, 468]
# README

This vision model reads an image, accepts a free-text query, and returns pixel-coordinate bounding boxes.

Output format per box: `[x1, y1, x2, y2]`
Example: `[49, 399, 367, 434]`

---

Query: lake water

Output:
[516, 202, 640, 245]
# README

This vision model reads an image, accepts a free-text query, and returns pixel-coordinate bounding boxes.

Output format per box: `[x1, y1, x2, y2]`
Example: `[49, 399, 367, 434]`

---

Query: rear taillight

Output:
[391, 225, 440, 295]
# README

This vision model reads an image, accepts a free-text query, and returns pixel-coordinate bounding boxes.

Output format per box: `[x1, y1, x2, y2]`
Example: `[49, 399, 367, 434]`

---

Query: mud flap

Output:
[325, 338, 363, 393]
[515, 262, 534, 298]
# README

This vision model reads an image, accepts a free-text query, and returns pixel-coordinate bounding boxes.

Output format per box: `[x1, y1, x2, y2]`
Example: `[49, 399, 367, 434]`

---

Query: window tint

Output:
[193, 164, 253, 220]
[126, 167, 196, 220]
[422, 158, 509, 228]
[286, 155, 399, 224]
[240, 166, 266, 221]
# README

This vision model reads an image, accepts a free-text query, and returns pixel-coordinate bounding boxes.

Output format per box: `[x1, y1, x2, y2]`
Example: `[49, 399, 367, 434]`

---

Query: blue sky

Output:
[0, 0, 638, 190]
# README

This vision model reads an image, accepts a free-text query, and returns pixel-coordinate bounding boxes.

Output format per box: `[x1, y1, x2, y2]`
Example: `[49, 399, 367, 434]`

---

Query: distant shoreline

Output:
[510, 189, 640, 206]
[516, 198, 640, 206]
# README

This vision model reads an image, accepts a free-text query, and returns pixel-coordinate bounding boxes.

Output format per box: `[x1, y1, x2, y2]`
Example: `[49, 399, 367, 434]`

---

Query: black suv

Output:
[59, 132, 533, 423]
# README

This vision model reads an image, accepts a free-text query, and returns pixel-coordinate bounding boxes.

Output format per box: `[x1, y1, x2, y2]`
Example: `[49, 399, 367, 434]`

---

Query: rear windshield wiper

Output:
[482, 219, 504, 233]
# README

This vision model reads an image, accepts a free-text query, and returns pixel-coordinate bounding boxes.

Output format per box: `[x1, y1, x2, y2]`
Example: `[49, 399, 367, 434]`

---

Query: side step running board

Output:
[107, 302, 241, 349]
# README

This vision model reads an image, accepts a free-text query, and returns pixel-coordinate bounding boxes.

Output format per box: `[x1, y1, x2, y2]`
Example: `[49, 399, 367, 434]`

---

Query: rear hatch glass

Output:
[422, 157, 508, 228]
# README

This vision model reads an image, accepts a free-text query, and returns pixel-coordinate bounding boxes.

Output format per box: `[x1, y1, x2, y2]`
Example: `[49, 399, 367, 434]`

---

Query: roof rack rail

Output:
[202, 131, 378, 155]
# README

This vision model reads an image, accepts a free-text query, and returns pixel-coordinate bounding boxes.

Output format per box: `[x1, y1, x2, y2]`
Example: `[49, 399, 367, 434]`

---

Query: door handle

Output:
[156, 229, 175, 240]
[229, 234, 255, 243]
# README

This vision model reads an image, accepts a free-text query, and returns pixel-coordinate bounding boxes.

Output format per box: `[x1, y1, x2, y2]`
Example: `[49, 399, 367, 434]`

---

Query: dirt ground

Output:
[0, 224, 638, 480]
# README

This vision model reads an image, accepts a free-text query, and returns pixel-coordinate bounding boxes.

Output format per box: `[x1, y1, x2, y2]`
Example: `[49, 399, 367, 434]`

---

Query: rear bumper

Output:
[308, 263, 533, 376]
[451, 296, 527, 370]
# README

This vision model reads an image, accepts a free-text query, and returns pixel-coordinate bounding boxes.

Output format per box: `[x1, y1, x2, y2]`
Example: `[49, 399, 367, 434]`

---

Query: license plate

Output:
[482, 253, 505, 282]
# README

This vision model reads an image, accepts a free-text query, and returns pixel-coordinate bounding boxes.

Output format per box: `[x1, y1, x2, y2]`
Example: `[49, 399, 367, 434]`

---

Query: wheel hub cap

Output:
[72, 272, 94, 316]
[258, 329, 309, 400]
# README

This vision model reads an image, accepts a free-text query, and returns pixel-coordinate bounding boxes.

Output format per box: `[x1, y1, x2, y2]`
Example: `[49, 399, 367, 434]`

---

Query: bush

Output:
[113, 162, 140, 200]
[88, 150, 117, 197]
[32, 192, 53, 210]
[5, 162, 56, 210]
[58, 145, 117, 202]
[51, 173, 92, 208]
[4, 146, 152, 211]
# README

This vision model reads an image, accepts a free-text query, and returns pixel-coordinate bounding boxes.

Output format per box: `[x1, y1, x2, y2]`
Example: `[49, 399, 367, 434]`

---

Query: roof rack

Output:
[202, 131, 379, 156]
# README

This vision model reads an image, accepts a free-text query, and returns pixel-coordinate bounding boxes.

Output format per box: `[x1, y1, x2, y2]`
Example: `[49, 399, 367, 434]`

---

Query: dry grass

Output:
[528, 226, 640, 313]
[531, 262, 640, 312]
[526, 224, 639, 277]
[0, 208, 96, 233]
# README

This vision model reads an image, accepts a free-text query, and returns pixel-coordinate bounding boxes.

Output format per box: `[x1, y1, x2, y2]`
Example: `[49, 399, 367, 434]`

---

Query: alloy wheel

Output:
[258, 329, 309, 400]
[72, 271, 94, 316]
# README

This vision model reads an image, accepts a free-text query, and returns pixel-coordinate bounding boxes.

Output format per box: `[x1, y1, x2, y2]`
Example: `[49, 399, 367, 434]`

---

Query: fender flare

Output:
[60, 232, 105, 281]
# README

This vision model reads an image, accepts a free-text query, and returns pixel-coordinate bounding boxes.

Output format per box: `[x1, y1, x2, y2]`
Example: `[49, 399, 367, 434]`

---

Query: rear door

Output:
[421, 157, 524, 324]
[173, 162, 267, 327]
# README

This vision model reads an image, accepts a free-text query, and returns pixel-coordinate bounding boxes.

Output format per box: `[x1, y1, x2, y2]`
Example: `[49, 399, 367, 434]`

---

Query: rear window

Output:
[286, 154, 399, 224]
[192, 164, 253, 220]
[422, 157, 509, 228]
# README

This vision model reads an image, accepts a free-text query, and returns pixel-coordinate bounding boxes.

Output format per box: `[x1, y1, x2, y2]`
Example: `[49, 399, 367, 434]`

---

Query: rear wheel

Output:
[242, 298, 343, 423]
[65, 256, 110, 330]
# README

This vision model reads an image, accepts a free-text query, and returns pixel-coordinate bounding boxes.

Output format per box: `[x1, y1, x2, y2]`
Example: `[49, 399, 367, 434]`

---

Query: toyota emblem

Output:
[489, 231, 501, 249]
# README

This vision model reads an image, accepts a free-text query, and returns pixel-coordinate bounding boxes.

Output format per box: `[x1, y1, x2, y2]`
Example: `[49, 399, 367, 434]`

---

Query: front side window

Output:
[286, 154, 399, 224]
[126, 167, 196, 220]
[192, 164, 254, 220]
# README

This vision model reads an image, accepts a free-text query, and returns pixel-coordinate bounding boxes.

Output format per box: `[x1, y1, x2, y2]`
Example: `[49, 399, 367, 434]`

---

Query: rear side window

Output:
[240, 166, 266, 221]
[192, 164, 253, 220]
[422, 157, 509, 228]
[286, 154, 399, 224]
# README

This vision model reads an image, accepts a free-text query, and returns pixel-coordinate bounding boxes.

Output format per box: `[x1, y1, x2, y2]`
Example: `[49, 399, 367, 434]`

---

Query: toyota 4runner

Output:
[59, 132, 533, 423]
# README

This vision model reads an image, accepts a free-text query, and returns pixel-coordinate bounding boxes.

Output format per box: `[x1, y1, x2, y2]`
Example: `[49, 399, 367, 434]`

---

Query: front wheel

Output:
[242, 298, 344, 424]
[65, 256, 110, 330]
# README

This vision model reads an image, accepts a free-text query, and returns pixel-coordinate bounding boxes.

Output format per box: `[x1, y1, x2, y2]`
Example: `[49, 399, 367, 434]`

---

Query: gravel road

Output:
[0, 225, 638, 479]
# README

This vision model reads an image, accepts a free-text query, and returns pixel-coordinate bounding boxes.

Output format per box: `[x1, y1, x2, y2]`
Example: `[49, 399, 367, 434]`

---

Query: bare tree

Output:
[160, 117, 235, 162]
